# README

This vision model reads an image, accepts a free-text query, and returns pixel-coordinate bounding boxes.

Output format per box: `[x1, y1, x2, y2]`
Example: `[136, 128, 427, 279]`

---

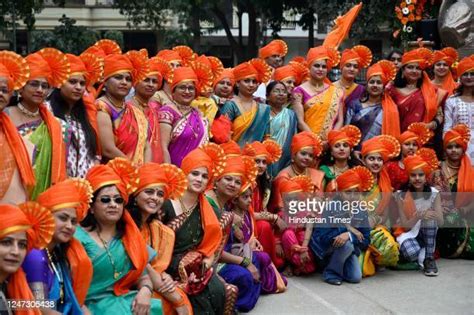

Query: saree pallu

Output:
[74, 227, 163, 314]
[342, 83, 365, 114]
[158, 106, 209, 167]
[294, 85, 343, 139]
[390, 88, 426, 132]
[22, 249, 83, 315]
[345, 100, 383, 149]
[268, 108, 298, 178]
[97, 99, 148, 165]
[319, 165, 337, 192]
[220, 100, 270, 147]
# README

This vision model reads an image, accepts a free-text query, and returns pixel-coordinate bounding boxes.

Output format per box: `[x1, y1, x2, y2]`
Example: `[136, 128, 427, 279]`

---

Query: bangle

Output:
[240, 257, 251, 268]
[273, 214, 279, 224]
[141, 284, 154, 295]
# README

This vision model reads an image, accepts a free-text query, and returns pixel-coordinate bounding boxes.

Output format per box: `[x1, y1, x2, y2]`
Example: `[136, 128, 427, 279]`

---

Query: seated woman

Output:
[0, 51, 35, 204]
[345, 60, 400, 143]
[279, 176, 317, 276]
[159, 63, 212, 167]
[213, 68, 235, 107]
[431, 48, 458, 96]
[386, 123, 433, 191]
[127, 53, 172, 163]
[310, 167, 372, 285]
[0, 202, 55, 315]
[6, 48, 68, 199]
[430, 125, 474, 259]
[24, 179, 94, 314]
[218, 58, 272, 146]
[49, 53, 102, 178]
[395, 148, 443, 276]
[160, 144, 230, 314]
[76, 158, 163, 314]
[292, 46, 344, 139]
[333, 45, 372, 115]
[320, 125, 361, 192]
[266, 81, 298, 177]
[130, 163, 192, 314]
[94, 43, 151, 165]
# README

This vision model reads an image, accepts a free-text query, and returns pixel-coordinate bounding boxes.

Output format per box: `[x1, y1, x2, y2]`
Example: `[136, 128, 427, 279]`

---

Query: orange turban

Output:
[220, 140, 241, 157]
[217, 155, 258, 192]
[336, 166, 374, 192]
[457, 55, 474, 77]
[168, 62, 213, 96]
[157, 49, 182, 63]
[259, 39, 288, 59]
[444, 124, 470, 151]
[233, 58, 271, 83]
[291, 131, 323, 157]
[432, 47, 458, 67]
[26, 48, 70, 88]
[361, 135, 400, 162]
[243, 139, 282, 164]
[86, 158, 139, 204]
[327, 125, 361, 148]
[37, 178, 93, 222]
[306, 46, 341, 69]
[181, 143, 226, 183]
[401, 48, 433, 70]
[0, 51, 30, 90]
[213, 68, 235, 88]
[147, 56, 172, 89]
[66, 53, 103, 88]
[279, 175, 314, 194]
[273, 61, 309, 86]
[83, 39, 121, 58]
[103, 54, 133, 81]
[340, 45, 372, 69]
[399, 122, 433, 147]
[196, 55, 224, 80]
[366, 60, 397, 86]
[404, 147, 439, 176]
[136, 163, 187, 199]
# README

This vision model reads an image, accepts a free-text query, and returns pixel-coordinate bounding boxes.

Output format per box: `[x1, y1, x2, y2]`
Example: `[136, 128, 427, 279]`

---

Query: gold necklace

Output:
[97, 231, 122, 280]
[133, 96, 148, 109]
[446, 160, 460, 170]
[45, 248, 64, 304]
[18, 102, 40, 118]
[105, 95, 125, 110]
[291, 164, 307, 177]
[332, 164, 349, 176]
[179, 198, 197, 216]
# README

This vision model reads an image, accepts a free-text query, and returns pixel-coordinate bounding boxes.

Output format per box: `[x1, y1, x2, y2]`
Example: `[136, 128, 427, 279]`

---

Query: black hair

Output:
[319, 148, 362, 168]
[48, 88, 97, 157]
[80, 185, 126, 238]
[399, 182, 432, 200]
[386, 49, 403, 61]
[266, 80, 287, 97]
[128, 194, 161, 230]
[394, 66, 423, 88]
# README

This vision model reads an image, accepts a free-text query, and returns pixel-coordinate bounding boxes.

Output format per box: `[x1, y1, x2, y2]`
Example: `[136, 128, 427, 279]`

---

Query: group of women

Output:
[0, 35, 473, 314]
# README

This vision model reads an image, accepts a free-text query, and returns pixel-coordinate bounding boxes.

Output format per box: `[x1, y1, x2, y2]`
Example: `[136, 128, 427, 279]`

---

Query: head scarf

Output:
[233, 58, 272, 84]
[243, 139, 282, 164]
[259, 39, 288, 59]
[327, 125, 361, 148]
[136, 163, 187, 199]
[306, 46, 341, 69]
[26, 48, 70, 88]
[291, 131, 323, 157]
[272, 61, 309, 86]
[213, 68, 235, 88]
[340, 45, 372, 69]
[336, 166, 374, 192]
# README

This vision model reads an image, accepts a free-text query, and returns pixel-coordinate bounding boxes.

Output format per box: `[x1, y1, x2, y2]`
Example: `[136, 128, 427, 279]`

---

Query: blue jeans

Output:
[323, 241, 361, 283]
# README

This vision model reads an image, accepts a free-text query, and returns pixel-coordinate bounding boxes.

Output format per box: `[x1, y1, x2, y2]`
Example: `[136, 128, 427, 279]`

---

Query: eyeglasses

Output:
[175, 85, 195, 93]
[271, 89, 287, 95]
[27, 80, 49, 90]
[99, 196, 125, 204]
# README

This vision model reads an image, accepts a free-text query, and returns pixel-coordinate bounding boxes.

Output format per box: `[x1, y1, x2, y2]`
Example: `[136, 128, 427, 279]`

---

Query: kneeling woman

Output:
[395, 149, 443, 276]
[0, 202, 55, 315]
[160, 144, 228, 314]
[23, 179, 94, 314]
[76, 158, 163, 314]
[310, 167, 372, 285]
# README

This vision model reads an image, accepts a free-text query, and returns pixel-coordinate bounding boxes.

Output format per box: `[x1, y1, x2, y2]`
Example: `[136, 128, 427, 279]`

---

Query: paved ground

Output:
[251, 259, 474, 315]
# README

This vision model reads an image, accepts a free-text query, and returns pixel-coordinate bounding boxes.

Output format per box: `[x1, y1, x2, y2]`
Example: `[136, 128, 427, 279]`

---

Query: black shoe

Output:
[423, 257, 438, 276]
[325, 278, 342, 285]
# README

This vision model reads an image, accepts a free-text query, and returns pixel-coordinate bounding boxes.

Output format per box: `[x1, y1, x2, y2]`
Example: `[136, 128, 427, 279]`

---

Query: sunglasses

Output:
[99, 196, 125, 204]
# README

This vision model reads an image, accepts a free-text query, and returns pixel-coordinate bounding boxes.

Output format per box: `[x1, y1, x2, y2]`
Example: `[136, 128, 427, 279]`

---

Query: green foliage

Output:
[103, 30, 124, 49]
[161, 28, 192, 48]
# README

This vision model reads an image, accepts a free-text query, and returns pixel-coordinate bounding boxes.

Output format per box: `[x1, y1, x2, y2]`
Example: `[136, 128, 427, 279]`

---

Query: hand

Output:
[332, 232, 350, 248]
[157, 272, 176, 294]
[275, 243, 285, 258]
[233, 214, 243, 227]
[247, 263, 260, 282]
[275, 217, 288, 232]
[300, 250, 310, 264]
[202, 256, 214, 271]
[423, 210, 438, 220]
[233, 225, 244, 242]
[132, 287, 152, 315]
[351, 229, 365, 242]
[250, 237, 263, 251]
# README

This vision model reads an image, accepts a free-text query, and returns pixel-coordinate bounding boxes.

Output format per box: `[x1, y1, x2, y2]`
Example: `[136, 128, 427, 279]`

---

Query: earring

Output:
[330, 155, 334, 162]
[348, 155, 352, 161]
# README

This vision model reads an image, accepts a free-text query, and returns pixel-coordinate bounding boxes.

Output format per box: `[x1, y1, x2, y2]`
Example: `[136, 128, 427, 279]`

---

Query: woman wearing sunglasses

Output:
[130, 163, 192, 314]
[5, 48, 68, 200]
[75, 158, 162, 314]
[23, 179, 94, 315]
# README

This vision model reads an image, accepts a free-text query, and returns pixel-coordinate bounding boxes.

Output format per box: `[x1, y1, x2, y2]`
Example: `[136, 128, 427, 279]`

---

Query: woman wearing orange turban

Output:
[0, 202, 55, 315]
[127, 51, 172, 164]
[160, 144, 229, 314]
[346, 60, 401, 141]
[23, 179, 93, 314]
[388, 48, 447, 133]
[386, 123, 433, 190]
[217, 58, 272, 146]
[75, 158, 163, 314]
[431, 47, 459, 96]
[272, 61, 308, 94]
[320, 125, 361, 192]
[158, 61, 213, 167]
[213, 68, 235, 106]
[395, 148, 443, 277]
[292, 46, 344, 139]
[443, 54, 474, 165]
[431, 124, 474, 258]
[334, 45, 373, 115]
[129, 163, 192, 314]
[94, 42, 152, 165]
[0, 51, 35, 204]
[47, 52, 102, 178]
[5, 48, 68, 200]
